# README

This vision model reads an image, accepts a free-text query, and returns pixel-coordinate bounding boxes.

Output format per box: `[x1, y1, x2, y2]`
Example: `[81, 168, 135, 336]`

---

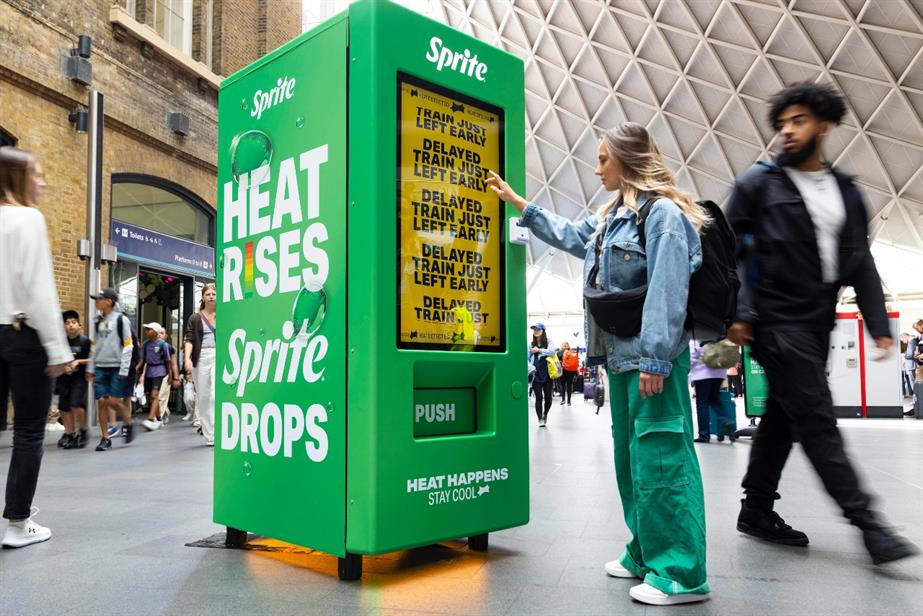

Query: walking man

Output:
[86, 288, 135, 451]
[726, 82, 917, 565]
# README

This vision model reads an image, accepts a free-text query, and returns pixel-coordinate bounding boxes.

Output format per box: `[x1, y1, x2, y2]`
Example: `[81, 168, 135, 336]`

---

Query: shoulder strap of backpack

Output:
[756, 160, 778, 172]
[116, 314, 125, 346]
[636, 196, 661, 248]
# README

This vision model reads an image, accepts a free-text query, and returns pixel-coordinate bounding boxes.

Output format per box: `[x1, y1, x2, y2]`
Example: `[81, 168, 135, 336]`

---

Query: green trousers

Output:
[608, 349, 710, 595]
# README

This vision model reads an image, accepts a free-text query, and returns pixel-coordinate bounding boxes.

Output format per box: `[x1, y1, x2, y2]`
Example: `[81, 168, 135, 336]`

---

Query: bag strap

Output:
[635, 197, 657, 247]
[587, 196, 658, 287]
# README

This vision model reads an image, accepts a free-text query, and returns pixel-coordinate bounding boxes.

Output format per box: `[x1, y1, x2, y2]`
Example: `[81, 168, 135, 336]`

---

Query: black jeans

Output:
[693, 378, 723, 439]
[532, 379, 553, 421]
[1, 325, 51, 520]
[728, 374, 743, 398]
[742, 328, 875, 527]
[561, 370, 576, 403]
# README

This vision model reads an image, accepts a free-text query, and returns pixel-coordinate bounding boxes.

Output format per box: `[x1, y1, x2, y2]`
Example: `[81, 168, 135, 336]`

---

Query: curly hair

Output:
[768, 82, 847, 130]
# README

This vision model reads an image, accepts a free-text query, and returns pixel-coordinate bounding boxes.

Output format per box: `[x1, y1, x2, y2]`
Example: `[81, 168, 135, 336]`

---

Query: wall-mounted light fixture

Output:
[68, 107, 88, 133]
[65, 34, 93, 85]
[167, 112, 190, 136]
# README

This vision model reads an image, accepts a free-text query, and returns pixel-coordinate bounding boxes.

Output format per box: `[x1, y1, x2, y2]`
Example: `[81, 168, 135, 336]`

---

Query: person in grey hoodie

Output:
[85, 288, 135, 451]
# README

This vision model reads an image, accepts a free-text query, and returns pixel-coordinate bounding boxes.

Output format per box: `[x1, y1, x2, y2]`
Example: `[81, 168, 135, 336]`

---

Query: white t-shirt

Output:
[784, 168, 846, 283]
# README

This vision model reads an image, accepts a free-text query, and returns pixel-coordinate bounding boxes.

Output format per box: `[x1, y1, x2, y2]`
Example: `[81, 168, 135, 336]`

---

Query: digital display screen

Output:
[396, 73, 506, 352]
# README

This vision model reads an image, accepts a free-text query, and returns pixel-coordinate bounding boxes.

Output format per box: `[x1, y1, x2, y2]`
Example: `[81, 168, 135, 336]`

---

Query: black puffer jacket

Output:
[725, 163, 889, 338]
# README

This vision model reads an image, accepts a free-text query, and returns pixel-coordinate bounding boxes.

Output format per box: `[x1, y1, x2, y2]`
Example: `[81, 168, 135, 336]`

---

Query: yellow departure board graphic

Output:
[397, 74, 505, 351]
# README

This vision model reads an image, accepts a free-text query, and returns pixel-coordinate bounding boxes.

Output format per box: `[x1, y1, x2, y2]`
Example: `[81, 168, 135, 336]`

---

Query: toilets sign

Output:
[110, 220, 214, 277]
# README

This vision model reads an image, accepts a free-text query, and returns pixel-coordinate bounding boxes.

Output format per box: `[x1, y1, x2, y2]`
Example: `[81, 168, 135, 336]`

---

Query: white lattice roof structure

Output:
[309, 1, 923, 312]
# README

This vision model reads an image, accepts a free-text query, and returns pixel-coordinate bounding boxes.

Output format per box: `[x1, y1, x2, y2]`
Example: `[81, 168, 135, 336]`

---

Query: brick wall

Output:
[264, 0, 303, 57]
[212, 0, 302, 76]
[0, 0, 301, 318]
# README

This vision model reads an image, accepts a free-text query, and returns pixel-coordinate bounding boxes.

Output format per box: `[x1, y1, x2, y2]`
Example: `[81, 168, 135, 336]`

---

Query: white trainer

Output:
[142, 419, 156, 431]
[629, 583, 708, 606]
[604, 560, 639, 578]
[2, 515, 51, 548]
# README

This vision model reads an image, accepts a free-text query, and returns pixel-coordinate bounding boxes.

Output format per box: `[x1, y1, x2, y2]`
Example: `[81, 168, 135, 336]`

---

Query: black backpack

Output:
[637, 200, 739, 342]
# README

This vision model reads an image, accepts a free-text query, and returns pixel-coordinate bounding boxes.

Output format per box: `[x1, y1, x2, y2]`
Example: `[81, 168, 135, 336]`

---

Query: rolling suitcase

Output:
[583, 380, 596, 401]
[709, 388, 737, 441]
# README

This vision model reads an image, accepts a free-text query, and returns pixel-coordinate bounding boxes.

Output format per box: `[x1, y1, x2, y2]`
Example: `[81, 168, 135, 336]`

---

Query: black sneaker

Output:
[863, 528, 920, 565]
[77, 427, 88, 448]
[95, 438, 112, 451]
[123, 423, 134, 444]
[737, 503, 809, 546]
[57, 433, 74, 448]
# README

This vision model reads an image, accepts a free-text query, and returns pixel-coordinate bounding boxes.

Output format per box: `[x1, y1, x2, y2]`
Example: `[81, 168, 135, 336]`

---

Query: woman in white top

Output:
[183, 283, 217, 446]
[0, 147, 71, 548]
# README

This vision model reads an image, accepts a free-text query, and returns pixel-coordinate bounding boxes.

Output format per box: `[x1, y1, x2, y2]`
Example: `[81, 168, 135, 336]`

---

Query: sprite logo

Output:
[250, 75, 297, 120]
[425, 36, 488, 81]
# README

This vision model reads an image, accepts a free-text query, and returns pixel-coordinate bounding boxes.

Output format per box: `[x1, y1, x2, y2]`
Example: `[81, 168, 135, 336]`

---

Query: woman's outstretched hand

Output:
[486, 170, 528, 213]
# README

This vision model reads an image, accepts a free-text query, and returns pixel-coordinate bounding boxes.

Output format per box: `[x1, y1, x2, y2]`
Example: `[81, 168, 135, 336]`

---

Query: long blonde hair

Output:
[595, 123, 709, 236]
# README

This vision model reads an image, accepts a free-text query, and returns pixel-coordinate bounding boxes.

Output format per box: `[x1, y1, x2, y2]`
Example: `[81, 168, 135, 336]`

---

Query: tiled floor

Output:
[1, 397, 921, 615]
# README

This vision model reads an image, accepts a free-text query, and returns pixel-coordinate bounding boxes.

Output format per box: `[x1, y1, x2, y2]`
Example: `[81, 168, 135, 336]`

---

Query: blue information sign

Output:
[111, 220, 214, 278]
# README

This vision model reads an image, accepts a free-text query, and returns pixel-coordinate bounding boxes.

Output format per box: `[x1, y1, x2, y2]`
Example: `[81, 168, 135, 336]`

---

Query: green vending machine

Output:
[214, 0, 528, 580]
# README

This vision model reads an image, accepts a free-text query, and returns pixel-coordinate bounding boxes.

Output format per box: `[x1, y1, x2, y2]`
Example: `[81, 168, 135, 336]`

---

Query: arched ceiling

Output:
[307, 1, 923, 310]
[416, 0, 923, 312]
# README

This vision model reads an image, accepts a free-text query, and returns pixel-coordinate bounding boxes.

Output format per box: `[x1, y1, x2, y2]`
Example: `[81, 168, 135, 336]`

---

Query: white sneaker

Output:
[46, 423, 65, 432]
[629, 583, 708, 606]
[604, 560, 639, 578]
[192, 419, 201, 428]
[2, 514, 51, 548]
[538, 418, 547, 427]
[142, 419, 158, 431]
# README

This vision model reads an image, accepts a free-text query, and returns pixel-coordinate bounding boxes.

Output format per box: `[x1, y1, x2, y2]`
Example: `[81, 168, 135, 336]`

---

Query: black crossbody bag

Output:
[583, 198, 655, 338]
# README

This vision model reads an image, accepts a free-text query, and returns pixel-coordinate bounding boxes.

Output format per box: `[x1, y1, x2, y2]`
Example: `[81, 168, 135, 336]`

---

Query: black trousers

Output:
[532, 379, 553, 421]
[742, 328, 875, 527]
[728, 374, 743, 398]
[693, 378, 723, 439]
[1, 325, 52, 520]
[561, 370, 576, 403]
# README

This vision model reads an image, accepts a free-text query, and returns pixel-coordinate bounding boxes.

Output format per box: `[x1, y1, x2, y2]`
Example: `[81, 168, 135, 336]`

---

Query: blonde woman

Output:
[487, 123, 710, 605]
[0, 148, 71, 547]
[183, 284, 217, 446]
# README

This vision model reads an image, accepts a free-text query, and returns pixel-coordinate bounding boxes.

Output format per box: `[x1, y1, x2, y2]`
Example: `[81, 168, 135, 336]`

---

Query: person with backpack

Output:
[138, 322, 172, 431]
[528, 323, 556, 428]
[559, 341, 579, 406]
[488, 122, 711, 606]
[86, 288, 135, 451]
[725, 82, 917, 566]
[689, 340, 728, 443]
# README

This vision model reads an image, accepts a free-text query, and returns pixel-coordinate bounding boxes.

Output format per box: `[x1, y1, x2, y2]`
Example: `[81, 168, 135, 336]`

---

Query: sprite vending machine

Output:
[214, 0, 527, 579]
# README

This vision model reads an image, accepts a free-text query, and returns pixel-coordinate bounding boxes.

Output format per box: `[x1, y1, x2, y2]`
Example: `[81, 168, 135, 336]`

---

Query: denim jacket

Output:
[519, 196, 702, 377]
